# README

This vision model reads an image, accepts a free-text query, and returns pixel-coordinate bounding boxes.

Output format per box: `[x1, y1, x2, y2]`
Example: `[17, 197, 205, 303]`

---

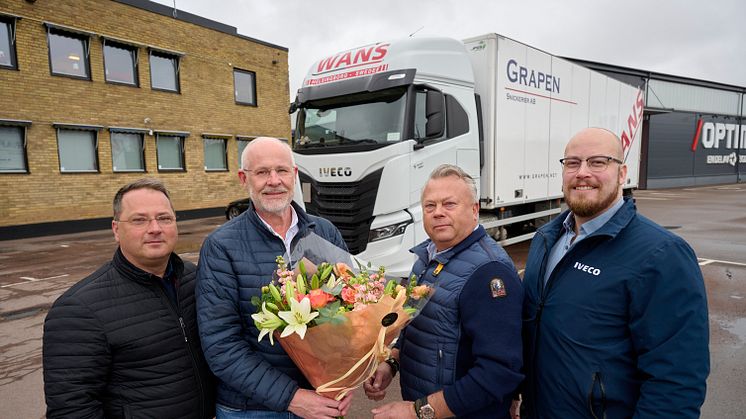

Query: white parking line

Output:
[699, 260, 715, 266]
[698, 258, 746, 268]
[1, 274, 70, 288]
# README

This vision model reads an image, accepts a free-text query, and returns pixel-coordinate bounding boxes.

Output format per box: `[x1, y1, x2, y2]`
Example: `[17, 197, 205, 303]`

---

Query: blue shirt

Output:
[543, 198, 625, 284]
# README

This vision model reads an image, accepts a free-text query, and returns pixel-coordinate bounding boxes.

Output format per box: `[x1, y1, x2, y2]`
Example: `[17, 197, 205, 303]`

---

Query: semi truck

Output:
[289, 33, 644, 278]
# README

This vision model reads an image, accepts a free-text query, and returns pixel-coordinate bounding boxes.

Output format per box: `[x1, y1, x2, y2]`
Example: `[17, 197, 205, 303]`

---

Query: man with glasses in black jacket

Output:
[43, 178, 215, 419]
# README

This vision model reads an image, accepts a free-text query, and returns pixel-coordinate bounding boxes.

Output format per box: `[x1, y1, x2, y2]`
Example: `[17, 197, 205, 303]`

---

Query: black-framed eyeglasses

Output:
[559, 155, 624, 173]
[115, 215, 176, 227]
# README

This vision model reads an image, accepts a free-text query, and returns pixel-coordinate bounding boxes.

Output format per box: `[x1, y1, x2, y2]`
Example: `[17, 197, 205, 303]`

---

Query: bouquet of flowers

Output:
[250, 234, 433, 401]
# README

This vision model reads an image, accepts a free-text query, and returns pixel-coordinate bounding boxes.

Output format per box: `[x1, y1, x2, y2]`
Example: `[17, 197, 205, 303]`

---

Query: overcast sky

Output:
[151, 0, 746, 101]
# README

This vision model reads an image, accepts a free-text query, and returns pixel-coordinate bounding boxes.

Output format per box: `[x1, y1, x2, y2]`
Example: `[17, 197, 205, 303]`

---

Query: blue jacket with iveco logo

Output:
[521, 197, 710, 419]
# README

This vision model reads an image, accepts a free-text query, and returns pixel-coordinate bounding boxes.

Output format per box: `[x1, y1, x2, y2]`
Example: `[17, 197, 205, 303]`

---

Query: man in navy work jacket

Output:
[196, 137, 353, 418]
[365, 164, 524, 419]
[43, 178, 215, 419]
[520, 127, 709, 418]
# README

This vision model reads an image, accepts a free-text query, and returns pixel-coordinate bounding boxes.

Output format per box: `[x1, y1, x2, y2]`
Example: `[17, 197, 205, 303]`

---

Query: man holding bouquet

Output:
[366, 164, 524, 418]
[196, 137, 352, 418]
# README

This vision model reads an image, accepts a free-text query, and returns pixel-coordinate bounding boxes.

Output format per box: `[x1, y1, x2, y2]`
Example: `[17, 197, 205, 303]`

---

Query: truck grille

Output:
[299, 169, 382, 254]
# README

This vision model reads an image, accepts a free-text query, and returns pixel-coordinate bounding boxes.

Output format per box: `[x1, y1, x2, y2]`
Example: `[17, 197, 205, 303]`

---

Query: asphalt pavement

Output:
[1, 184, 745, 418]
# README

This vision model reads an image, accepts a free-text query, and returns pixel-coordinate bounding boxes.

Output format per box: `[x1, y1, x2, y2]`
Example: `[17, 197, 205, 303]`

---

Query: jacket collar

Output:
[411, 225, 488, 264]
[112, 247, 184, 285]
[538, 196, 637, 246]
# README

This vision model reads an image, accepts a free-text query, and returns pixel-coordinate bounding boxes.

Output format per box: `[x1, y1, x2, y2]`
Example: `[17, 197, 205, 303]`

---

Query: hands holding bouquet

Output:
[250, 244, 434, 404]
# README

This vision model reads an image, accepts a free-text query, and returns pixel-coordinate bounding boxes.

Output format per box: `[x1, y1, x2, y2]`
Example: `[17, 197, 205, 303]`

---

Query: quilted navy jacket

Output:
[196, 201, 346, 411]
[43, 249, 215, 419]
[398, 226, 524, 418]
[521, 197, 709, 419]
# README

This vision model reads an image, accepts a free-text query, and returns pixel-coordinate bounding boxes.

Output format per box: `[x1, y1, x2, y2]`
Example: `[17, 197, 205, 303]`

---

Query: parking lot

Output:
[1, 184, 745, 418]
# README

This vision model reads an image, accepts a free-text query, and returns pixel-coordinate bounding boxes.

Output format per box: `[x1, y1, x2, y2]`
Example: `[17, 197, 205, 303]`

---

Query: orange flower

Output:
[334, 262, 354, 280]
[340, 286, 357, 305]
[411, 285, 431, 300]
[308, 289, 336, 309]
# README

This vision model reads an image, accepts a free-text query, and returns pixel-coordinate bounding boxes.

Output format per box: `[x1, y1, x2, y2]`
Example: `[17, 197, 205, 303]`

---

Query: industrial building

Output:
[569, 58, 745, 189]
[0, 0, 290, 238]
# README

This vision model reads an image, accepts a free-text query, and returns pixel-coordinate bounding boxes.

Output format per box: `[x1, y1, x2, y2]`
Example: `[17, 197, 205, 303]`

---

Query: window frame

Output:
[0, 119, 31, 174]
[46, 25, 92, 80]
[202, 134, 230, 172]
[109, 128, 146, 172]
[149, 49, 181, 93]
[102, 39, 139, 87]
[54, 124, 102, 173]
[233, 68, 257, 106]
[0, 15, 19, 70]
[155, 131, 188, 172]
[236, 136, 255, 169]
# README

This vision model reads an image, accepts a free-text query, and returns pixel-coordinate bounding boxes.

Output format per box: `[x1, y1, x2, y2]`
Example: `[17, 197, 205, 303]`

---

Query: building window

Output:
[203, 137, 228, 171]
[156, 133, 185, 171]
[47, 28, 90, 79]
[111, 131, 145, 172]
[150, 50, 179, 92]
[237, 137, 252, 168]
[0, 17, 18, 70]
[0, 122, 29, 173]
[57, 128, 98, 172]
[104, 40, 138, 86]
[234, 69, 256, 106]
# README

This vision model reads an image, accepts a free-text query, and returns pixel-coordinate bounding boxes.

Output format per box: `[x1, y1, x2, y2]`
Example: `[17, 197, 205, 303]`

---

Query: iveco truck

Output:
[289, 33, 644, 277]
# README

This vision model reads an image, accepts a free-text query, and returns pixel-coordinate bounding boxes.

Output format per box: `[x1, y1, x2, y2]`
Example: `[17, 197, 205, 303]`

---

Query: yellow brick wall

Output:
[0, 0, 291, 227]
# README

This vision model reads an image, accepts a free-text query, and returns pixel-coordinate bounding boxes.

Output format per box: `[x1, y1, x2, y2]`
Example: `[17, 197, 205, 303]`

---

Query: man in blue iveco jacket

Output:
[365, 164, 524, 419]
[520, 127, 709, 419]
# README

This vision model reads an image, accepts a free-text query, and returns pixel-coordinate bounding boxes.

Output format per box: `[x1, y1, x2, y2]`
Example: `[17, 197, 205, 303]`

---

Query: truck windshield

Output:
[296, 88, 407, 150]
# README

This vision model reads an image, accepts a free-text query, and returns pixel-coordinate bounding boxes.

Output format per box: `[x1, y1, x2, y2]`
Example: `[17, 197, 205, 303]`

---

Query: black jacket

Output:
[43, 249, 215, 419]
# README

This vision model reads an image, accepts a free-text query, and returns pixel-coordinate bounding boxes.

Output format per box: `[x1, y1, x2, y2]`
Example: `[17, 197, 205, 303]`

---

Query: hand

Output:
[371, 401, 416, 419]
[510, 397, 521, 419]
[363, 362, 395, 401]
[338, 390, 354, 417]
[288, 388, 343, 418]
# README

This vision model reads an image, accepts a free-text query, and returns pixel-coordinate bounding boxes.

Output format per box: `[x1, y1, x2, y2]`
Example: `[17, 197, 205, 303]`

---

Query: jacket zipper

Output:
[531, 229, 609, 418]
[587, 372, 607, 419]
[158, 280, 206, 418]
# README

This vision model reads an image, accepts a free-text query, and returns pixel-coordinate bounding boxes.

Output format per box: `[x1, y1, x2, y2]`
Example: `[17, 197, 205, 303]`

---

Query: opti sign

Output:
[691, 120, 746, 165]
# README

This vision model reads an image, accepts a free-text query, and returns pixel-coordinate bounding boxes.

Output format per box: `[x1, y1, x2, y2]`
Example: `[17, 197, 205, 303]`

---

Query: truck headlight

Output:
[368, 220, 412, 243]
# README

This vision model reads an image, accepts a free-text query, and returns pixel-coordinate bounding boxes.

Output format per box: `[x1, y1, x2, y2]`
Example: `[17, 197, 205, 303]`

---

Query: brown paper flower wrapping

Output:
[276, 293, 410, 401]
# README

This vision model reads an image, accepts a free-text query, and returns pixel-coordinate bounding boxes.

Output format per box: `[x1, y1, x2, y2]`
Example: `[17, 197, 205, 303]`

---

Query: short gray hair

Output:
[424, 164, 478, 203]
[241, 137, 296, 170]
[113, 178, 174, 219]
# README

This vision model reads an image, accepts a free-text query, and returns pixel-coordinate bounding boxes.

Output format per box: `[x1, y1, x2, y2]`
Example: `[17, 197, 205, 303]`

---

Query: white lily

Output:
[251, 302, 284, 345]
[278, 296, 319, 339]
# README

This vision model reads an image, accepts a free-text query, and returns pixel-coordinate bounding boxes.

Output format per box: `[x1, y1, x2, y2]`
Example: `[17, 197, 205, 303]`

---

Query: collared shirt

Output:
[426, 225, 479, 262]
[543, 198, 625, 284]
[257, 206, 299, 263]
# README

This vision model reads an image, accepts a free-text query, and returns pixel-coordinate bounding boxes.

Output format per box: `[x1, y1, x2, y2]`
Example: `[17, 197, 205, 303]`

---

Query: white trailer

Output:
[290, 33, 644, 277]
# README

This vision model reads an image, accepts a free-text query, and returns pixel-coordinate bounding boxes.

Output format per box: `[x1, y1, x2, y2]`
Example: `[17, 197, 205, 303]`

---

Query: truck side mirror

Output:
[425, 90, 445, 139]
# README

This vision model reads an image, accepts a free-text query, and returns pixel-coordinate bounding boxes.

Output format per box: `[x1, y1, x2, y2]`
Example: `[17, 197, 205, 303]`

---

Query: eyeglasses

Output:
[559, 155, 624, 173]
[242, 166, 294, 180]
[115, 215, 176, 227]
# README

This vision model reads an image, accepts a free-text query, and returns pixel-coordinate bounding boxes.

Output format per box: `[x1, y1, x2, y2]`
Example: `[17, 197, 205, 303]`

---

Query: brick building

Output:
[0, 0, 290, 237]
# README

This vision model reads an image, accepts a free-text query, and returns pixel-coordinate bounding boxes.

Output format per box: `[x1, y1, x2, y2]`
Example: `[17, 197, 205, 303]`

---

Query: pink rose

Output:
[341, 286, 357, 305]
